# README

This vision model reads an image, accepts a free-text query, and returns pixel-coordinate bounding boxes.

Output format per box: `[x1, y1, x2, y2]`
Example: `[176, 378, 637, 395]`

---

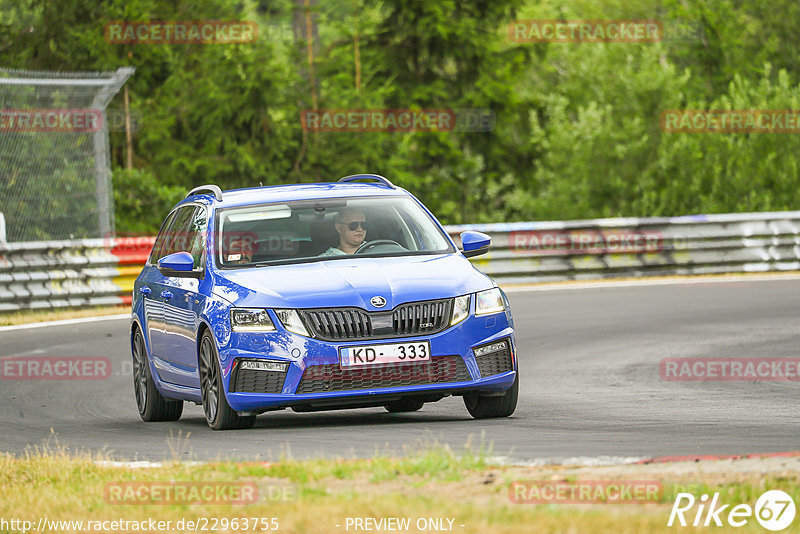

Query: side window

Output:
[188, 207, 208, 269]
[148, 210, 179, 264]
[162, 206, 196, 257]
[398, 207, 426, 251]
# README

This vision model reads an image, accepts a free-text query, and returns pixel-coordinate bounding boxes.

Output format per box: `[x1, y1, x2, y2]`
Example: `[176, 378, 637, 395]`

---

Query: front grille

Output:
[296, 355, 470, 394]
[393, 299, 452, 336]
[302, 308, 373, 339]
[300, 298, 453, 341]
[474, 341, 514, 377]
[230, 368, 287, 394]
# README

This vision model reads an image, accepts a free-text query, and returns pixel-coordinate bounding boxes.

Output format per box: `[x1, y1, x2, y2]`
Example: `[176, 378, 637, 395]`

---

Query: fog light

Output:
[237, 360, 289, 372]
[474, 340, 508, 358]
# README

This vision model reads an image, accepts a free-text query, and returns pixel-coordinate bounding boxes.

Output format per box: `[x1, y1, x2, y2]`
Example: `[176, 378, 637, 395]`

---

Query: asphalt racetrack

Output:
[1, 277, 798, 462]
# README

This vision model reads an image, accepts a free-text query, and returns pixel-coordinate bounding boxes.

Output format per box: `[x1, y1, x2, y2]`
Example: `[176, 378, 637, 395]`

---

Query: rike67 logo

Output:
[668, 490, 796, 531]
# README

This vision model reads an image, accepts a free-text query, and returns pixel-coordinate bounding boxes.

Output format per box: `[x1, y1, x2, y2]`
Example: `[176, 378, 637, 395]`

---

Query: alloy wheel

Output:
[199, 336, 219, 424]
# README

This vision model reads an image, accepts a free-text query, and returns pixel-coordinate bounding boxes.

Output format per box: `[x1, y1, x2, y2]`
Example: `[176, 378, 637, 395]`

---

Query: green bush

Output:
[3, 0, 800, 228]
[112, 168, 184, 235]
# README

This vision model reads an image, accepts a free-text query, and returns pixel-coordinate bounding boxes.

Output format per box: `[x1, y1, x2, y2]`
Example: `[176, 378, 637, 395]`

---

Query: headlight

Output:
[450, 295, 470, 325]
[230, 308, 276, 332]
[475, 288, 505, 316]
[275, 309, 310, 337]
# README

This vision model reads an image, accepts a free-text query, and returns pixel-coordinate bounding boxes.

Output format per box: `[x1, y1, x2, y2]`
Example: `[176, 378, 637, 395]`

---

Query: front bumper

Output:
[215, 310, 517, 412]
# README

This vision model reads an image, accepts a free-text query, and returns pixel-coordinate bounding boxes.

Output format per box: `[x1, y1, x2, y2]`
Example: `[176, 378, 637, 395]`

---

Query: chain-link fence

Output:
[0, 67, 133, 242]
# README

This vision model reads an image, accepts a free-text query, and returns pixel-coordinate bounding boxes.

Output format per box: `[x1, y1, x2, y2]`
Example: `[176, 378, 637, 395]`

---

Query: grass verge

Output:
[1, 445, 797, 533]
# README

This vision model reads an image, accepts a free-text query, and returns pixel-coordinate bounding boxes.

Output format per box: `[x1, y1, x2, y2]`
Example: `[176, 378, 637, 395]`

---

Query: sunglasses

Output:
[341, 221, 369, 231]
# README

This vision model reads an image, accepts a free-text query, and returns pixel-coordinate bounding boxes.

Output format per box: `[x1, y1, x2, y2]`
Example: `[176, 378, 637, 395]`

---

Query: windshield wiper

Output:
[248, 250, 448, 267]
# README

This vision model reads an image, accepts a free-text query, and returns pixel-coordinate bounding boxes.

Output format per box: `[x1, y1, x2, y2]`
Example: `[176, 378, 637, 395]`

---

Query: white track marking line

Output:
[491, 455, 646, 466]
[502, 273, 800, 292]
[0, 314, 129, 332]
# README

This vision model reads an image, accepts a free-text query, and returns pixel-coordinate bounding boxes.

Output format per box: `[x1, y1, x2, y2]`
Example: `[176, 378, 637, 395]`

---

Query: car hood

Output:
[212, 253, 493, 310]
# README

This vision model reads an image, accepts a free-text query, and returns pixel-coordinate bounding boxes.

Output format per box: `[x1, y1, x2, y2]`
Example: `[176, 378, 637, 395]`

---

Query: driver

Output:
[320, 208, 368, 256]
[227, 238, 254, 264]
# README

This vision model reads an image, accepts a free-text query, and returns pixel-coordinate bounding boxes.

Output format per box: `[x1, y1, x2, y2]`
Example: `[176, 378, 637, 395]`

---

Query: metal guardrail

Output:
[448, 211, 800, 284]
[1, 211, 799, 312]
[0, 237, 153, 313]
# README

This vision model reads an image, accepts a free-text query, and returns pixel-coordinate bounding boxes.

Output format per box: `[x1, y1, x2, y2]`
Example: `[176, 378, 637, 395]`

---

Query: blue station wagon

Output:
[130, 174, 518, 429]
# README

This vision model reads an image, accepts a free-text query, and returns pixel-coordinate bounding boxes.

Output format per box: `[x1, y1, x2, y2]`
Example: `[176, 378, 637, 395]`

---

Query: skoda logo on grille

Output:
[370, 295, 387, 308]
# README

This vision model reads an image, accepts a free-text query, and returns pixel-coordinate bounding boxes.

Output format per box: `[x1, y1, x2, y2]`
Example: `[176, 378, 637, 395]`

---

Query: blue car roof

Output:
[180, 182, 409, 209]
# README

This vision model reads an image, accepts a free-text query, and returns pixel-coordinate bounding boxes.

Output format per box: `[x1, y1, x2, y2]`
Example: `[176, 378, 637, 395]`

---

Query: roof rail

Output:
[337, 174, 395, 189]
[186, 184, 223, 201]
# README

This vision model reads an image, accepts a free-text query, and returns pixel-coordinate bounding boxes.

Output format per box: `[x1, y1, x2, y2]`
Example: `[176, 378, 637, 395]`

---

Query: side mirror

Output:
[158, 251, 201, 277]
[460, 231, 491, 258]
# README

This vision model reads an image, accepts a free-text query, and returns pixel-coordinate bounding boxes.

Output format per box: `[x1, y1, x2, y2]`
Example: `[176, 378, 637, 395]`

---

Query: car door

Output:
[160, 205, 207, 388]
[147, 205, 198, 386]
[140, 209, 179, 366]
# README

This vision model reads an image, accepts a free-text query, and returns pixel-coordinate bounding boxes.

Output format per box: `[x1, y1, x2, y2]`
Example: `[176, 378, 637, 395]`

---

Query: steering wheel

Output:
[354, 239, 404, 255]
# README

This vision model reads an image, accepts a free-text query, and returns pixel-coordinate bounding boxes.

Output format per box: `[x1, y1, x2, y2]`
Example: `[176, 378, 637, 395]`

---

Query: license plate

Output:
[340, 341, 431, 368]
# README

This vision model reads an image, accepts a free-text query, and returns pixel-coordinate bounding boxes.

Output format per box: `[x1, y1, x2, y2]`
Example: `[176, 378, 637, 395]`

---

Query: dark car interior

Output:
[220, 207, 416, 266]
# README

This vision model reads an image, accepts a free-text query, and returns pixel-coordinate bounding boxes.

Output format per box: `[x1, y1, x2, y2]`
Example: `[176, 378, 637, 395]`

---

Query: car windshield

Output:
[216, 196, 454, 267]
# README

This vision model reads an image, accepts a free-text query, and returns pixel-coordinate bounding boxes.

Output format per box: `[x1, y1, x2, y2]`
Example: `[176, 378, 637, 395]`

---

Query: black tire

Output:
[132, 328, 183, 422]
[384, 399, 425, 413]
[198, 330, 255, 430]
[464, 372, 518, 419]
